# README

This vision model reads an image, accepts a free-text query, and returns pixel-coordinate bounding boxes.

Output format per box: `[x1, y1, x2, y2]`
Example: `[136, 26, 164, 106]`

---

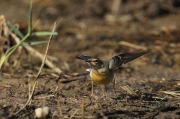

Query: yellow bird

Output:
[76, 51, 148, 97]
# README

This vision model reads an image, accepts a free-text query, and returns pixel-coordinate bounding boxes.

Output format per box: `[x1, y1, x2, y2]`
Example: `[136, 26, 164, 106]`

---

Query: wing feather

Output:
[110, 51, 149, 68]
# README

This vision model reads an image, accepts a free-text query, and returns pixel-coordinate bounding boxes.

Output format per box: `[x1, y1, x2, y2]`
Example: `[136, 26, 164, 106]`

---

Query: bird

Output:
[76, 51, 149, 98]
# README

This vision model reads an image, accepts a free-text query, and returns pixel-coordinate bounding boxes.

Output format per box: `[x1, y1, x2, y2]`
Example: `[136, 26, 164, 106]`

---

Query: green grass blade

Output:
[28, 0, 33, 34]
[32, 20, 39, 30]
[7, 21, 24, 38]
[21, 41, 48, 46]
[31, 31, 58, 36]
[4, 45, 16, 56]
[0, 33, 30, 68]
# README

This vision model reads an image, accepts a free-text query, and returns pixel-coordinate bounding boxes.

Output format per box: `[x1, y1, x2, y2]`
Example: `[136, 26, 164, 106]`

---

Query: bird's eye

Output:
[94, 59, 99, 62]
[91, 59, 98, 62]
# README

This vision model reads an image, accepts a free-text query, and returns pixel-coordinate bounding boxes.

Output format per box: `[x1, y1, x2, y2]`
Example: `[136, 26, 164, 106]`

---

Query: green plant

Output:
[0, 0, 57, 70]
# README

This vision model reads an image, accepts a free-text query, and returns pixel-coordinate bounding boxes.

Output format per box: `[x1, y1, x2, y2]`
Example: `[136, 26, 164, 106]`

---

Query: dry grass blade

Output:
[121, 85, 137, 96]
[81, 100, 85, 119]
[111, 0, 121, 15]
[14, 81, 37, 115]
[0, 15, 12, 69]
[119, 41, 147, 50]
[160, 91, 180, 98]
[36, 21, 60, 79]
[70, 109, 78, 119]
[97, 111, 108, 119]
[14, 22, 58, 115]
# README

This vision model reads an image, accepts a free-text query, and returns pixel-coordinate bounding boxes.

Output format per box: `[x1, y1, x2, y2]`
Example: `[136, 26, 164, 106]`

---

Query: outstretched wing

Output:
[109, 51, 149, 69]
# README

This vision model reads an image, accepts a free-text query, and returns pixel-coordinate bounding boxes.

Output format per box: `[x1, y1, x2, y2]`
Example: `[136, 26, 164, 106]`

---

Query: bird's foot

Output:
[90, 93, 99, 100]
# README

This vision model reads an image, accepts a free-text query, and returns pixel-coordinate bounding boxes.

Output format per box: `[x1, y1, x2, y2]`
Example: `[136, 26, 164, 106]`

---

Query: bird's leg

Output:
[90, 80, 99, 99]
[113, 77, 117, 97]
[103, 85, 114, 100]
[100, 85, 108, 99]
[104, 85, 108, 98]
[91, 80, 94, 96]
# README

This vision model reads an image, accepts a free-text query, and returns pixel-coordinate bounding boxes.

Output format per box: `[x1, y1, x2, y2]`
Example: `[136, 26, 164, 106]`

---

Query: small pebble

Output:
[35, 106, 50, 118]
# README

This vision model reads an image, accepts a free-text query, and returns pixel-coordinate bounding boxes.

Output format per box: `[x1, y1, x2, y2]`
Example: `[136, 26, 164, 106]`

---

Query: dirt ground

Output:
[0, 0, 180, 119]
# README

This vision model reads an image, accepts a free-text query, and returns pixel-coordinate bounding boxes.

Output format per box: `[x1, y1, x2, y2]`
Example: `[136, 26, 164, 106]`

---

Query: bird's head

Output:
[86, 58, 104, 69]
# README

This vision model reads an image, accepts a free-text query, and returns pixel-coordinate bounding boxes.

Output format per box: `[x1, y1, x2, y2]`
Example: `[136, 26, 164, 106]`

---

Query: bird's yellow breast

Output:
[90, 69, 114, 85]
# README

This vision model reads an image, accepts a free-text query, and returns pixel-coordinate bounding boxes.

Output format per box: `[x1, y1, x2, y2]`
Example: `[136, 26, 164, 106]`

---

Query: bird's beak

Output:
[86, 59, 98, 63]
[85, 59, 93, 63]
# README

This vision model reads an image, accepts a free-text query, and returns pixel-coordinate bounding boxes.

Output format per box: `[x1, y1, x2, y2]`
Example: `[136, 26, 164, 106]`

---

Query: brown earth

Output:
[0, 0, 180, 118]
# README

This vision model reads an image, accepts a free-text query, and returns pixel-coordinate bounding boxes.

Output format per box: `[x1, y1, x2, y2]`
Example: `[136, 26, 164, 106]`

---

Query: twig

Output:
[70, 109, 78, 119]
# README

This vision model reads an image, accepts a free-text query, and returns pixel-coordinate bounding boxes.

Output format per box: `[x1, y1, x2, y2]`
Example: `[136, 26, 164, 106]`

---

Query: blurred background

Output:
[0, 0, 180, 75]
[1, 1, 180, 118]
